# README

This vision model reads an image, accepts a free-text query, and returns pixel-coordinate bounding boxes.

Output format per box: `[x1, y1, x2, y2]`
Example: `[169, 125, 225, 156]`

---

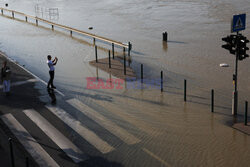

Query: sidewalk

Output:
[0, 53, 126, 167]
[0, 53, 46, 167]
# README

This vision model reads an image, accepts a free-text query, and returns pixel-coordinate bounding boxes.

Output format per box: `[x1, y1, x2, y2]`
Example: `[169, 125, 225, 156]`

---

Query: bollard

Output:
[93, 38, 95, 45]
[52, 25, 54, 30]
[108, 50, 111, 68]
[95, 46, 98, 63]
[12, 11, 14, 18]
[184, 79, 187, 102]
[123, 47, 125, 55]
[163, 32, 168, 41]
[211, 89, 214, 113]
[124, 54, 126, 75]
[70, 30, 72, 36]
[112, 43, 114, 59]
[36, 19, 38, 26]
[1, 9, 3, 15]
[26, 157, 29, 167]
[96, 67, 99, 80]
[141, 64, 143, 83]
[245, 101, 248, 126]
[128, 42, 132, 51]
[25, 16, 27, 22]
[161, 71, 163, 92]
[128, 42, 131, 57]
[9, 138, 15, 167]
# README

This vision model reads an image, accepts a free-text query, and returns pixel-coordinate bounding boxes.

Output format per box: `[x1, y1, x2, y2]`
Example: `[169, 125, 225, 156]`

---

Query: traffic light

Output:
[238, 35, 249, 61]
[222, 34, 249, 61]
[222, 35, 237, 54]
[238, 54, 249, 60]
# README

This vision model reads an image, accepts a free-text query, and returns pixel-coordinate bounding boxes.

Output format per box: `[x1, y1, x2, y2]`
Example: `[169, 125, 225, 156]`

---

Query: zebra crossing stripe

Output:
[45, 105, 115, 153]
[1, 114, 60, 167]
[23, 109, 87, 163]
[94, 100, 159, 136]
[142, 148, 171, 167]
[67, 98, 140, 145]
[0, 78, 38, 89]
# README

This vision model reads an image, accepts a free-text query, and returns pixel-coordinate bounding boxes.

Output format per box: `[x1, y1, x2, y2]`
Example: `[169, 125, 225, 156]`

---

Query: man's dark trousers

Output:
[48, 70, 54, 88]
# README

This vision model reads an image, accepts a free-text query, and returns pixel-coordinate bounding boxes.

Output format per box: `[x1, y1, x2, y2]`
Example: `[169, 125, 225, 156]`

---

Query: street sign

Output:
[232, 14, 246, 32]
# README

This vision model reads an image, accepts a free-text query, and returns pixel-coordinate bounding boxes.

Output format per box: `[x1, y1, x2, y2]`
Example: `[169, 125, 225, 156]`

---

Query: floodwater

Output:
[0, 0, 250, 166]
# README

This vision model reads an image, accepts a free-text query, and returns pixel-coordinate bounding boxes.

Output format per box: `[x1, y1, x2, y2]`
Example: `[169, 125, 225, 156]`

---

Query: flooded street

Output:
[0, 0, 250, 166]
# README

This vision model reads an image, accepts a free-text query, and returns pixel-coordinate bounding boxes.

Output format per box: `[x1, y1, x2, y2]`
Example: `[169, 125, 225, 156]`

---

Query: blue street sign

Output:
[232, 14, 246, 32]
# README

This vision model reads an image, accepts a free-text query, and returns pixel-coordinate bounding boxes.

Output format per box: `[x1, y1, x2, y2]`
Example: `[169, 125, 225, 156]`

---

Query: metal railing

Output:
[0, 7, 131, 49]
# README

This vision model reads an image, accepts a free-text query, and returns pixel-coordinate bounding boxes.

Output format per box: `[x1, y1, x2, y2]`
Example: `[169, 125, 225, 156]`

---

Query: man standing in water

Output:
[1, 61, 11, 96]
[47, 55, 58, 89]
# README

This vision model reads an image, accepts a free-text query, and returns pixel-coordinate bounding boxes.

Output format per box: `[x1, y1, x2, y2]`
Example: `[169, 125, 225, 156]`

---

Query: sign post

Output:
[232, 14, 246, 115]
[222, 14, 247, 116]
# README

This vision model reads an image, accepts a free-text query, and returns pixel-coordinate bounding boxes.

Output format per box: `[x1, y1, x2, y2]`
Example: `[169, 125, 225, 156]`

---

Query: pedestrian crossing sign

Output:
[232, 14, 246, 32]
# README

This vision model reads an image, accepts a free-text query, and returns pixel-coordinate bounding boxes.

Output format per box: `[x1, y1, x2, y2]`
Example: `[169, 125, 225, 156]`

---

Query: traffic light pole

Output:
[222, 15, 249, 116]
[232, 51, 238, 116]
[232, 32, 239, 116]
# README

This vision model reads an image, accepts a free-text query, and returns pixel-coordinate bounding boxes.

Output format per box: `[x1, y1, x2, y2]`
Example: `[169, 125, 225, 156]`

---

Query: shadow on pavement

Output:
[77, 156, 123, 167]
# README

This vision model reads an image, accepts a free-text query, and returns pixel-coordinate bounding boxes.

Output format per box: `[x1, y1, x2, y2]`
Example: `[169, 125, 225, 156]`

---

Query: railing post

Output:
[70, 30, 72, 36]
[26, 157, 29, 167]
[12, 11, 14, 18]
[108, 50, 111, 68]
[163, 31, 168, 42]
[141, 64, 143, 83]
[95, 46, 98, 63]
[36, 19, 38, 26]
[184, 79, 187, 102]
[112, 43, 114, 59]
[128, 42, 131, 57]
[245, 101, 248, 126]
[25, 16, 27, 22]
[161, 71, 163, 92]
[211, 89, 214, 113]
[52, 25, 54, 30]
[93, 38, 95, 45]
[123, 47, 125, 55]
[9, 138, 15, 167]
[128, 42, 132, 51]
[124, 54, 126, 75]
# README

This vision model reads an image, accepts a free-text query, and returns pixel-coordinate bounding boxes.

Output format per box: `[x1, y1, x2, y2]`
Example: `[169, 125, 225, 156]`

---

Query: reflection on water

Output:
[35, 4, 59, 20]
[47, 88, 56, 104]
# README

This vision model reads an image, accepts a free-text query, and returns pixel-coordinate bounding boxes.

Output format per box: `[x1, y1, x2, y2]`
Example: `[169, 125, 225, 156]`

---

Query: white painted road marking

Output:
[46, 105, 115, 153]
[142, 148, 171, 167]
[0, 78, 38, 89]
[1, 114, 60, 167]
[23, 109, 87, 163]
[67, 98, 140, 145]
[95, 101, 159, 136]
